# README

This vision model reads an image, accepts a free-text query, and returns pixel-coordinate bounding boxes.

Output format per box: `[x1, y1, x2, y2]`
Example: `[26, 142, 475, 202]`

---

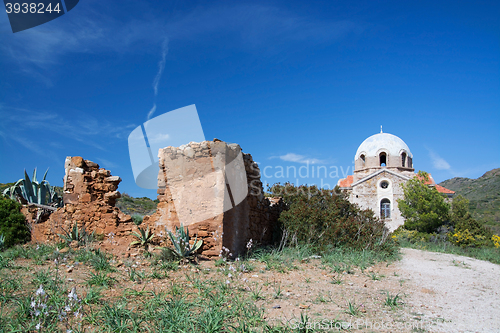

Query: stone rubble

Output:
[32, 156, 134, 243]
[29, 140, 283, 258]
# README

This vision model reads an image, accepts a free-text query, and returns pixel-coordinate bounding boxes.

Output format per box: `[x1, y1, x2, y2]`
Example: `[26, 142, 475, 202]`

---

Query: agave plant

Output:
[130, 227, 154, 250]
[2, 169, 63, 207]
[58, 222, 94, 245]
[167, 224, 203, 260]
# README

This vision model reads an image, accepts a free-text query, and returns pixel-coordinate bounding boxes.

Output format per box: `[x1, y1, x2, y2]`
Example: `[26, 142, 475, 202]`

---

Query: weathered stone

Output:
[32, 157, 136, 243]
[63, 193, 79, 205]
[98, 169, 110, 176]
[85, 160, 99, 168]
[143, 139, 282, 258]
[118, 212, 132, 223]
[105, 176, 122, 183]
[80, 193, 92, 203]
[71, 156, 85, 168]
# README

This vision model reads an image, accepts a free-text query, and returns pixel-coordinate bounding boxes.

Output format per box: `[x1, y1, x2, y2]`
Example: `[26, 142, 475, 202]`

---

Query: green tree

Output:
[451, 195, 472, 225]
[0, 195, 31, 248]
[397, 171, 450, 233]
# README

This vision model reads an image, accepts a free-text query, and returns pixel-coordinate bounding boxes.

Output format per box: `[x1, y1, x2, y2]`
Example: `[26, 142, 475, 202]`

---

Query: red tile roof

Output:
[338, 175, 353, 188]
[415, 173, 454, 194]
[435, 184, 455, 194]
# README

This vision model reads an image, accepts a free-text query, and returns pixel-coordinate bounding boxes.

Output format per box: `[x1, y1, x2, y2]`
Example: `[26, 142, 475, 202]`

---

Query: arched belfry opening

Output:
[379, 152, 387, 167]
[380, 198, 391, 219]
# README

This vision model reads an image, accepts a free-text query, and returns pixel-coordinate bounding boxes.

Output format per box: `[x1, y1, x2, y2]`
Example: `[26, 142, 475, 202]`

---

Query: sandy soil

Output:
[9, 244, 500, 332]
[394, 248, 500, 333]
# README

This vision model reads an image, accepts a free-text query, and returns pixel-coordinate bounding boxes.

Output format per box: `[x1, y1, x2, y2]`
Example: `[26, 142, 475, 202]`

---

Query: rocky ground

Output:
[2, 245, 499, 332]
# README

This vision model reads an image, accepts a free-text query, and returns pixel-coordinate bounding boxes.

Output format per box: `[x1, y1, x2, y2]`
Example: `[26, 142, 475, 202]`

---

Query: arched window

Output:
[379, 152, 387, 167]
[401, 152, 407, 167]
[360, 154, 366, 165]
[380, 199, 391, 219]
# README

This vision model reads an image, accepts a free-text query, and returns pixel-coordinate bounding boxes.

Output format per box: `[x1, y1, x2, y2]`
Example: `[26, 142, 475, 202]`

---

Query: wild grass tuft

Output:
[86, 271, 116, 288]
[384, 292, 402, 308]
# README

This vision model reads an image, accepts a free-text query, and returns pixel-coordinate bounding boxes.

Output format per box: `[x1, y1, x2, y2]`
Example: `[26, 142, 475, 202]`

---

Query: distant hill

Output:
[439, 168, 500, 233]
[0, 183, 16, 193]
[116, 193, 158, 216]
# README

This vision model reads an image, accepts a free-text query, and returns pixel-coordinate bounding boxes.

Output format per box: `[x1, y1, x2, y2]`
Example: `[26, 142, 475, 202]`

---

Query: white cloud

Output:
[1, 2, 362, 70]
[165, 4, 362, 49]
[0, 2, 165, 70]
[0, 106, 135, 152]
[147, 133, 170, 144]
[277, 153, 325, 164]
[428, 150, 451, 170]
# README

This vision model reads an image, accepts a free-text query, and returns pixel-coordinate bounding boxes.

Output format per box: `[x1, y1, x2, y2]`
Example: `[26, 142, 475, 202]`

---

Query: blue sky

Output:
[1, 0, 499, 199]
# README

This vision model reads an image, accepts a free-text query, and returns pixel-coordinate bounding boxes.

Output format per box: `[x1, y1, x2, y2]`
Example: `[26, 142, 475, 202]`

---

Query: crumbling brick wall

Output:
[32, 157, 134, 242]
[142, 140, 282, 257]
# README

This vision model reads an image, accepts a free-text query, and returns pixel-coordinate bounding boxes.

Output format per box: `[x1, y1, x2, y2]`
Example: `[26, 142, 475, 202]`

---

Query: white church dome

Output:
[355, 132, 412, 160]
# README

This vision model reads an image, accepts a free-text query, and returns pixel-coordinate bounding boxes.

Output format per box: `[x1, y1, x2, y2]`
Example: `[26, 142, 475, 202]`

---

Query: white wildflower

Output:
[36, 285, 45, 296]
[68, 287, 78, 301]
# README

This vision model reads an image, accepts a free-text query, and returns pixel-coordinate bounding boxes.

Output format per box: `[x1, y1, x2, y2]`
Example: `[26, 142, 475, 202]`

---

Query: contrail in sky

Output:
[147, 38, 169, 121]
[153, 38, 169, 97]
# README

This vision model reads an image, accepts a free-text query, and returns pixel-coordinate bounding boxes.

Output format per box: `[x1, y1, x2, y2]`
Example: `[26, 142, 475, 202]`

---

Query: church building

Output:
[338, 129, 454, 231]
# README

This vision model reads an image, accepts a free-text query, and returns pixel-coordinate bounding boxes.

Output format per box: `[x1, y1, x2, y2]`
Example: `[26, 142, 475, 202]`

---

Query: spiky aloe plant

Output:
[2, 169, 62, 207]
[130, 227, 154, 250]
[167, 224, 203, 260]
[58, 222, 94, 245]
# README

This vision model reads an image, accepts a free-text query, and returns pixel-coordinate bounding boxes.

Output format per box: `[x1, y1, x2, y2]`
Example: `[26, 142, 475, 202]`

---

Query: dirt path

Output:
[395, 248, 500, 332]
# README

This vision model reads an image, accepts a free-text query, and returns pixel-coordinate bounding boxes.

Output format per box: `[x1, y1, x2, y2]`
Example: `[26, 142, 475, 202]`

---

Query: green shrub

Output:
[0, 234, 5, 251]
[449, 219, 493, 248]
[0, 196, 31, 248]
[131, 214, 143, 225]
[448, 195, 493, 248]
[268, 183, 392, 252]
[391, 226, 433, 244]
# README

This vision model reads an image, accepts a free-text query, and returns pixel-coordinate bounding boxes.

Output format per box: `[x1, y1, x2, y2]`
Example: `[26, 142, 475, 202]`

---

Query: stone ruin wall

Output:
[32, 156, 134, 243]
[31, 141, 282, 258]
[142, 140, 283, 257]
